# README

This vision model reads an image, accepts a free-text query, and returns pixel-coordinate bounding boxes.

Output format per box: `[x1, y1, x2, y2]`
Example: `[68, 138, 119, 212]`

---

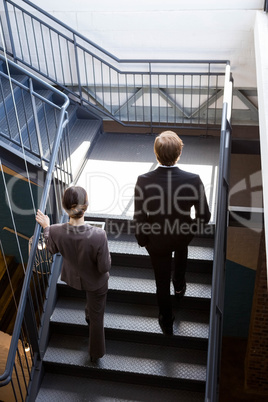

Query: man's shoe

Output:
[174, 282, 186, 300]
[158, 315, 174, 335]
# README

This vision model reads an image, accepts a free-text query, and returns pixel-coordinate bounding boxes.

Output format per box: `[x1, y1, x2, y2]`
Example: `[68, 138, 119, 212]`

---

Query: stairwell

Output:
[0, 58, 103, 179]
[0, 53, 222, 400]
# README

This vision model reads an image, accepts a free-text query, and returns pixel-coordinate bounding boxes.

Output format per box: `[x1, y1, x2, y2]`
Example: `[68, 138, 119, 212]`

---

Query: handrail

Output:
[205, 63, 233, 402]
[3, 227, 30, 241]
[0, 55, 69, 389]
[0, 0, 229, 130]
[0, 53, 67, 106]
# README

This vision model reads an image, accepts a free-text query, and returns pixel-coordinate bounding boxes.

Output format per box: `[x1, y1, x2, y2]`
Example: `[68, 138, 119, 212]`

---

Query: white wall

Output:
[254, 11, 268, 275]
[32, 0, 263, 88]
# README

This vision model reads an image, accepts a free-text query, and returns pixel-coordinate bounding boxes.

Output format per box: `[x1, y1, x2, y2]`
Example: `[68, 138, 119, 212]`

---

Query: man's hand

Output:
[36, 209, 50, 229]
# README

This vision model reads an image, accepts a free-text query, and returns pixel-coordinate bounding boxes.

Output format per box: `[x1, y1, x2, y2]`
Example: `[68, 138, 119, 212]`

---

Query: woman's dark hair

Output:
[62, 186, 88, 219]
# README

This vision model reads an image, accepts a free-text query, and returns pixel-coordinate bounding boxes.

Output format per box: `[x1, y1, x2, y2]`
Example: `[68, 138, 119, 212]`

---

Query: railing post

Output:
[3, 0, 17, 61]
[24, 290, 41, 358]
[149, 62, 153, 134]
[73, 33, 82, 103]
[29, 78, 45, 168]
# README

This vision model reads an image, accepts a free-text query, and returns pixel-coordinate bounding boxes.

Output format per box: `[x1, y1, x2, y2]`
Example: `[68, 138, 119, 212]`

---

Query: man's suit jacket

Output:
[134, 166, 211, 253]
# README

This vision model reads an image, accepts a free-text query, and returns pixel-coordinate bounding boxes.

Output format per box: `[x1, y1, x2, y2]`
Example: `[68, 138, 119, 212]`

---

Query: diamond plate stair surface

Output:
[34, 129, 218, 400]
[42, 333, 207, 389]
[36, 373, 204, 402]
[50, 296, 209, 353]
[36, 215, 213, 400]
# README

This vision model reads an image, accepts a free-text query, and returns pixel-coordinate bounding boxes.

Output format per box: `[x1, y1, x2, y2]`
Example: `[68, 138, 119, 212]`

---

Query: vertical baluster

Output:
[117, 71, 121, 121]
[58, 34, 65, 85]
[64, 123, 73, 184]
[31, 17, 41, 72]
[207, 63, 211, 130]
[158, 74, 161, 125]
[109, 67, 112, 115]
[174, 74, 177, 125]
[92, 57, 97, 106]
[0, 76, 12, 138]
[182, 74, 185, 125]
[166, 74, 168, 125]
[101, 62, 104, 112]
[214, 74, 219, 125]
[198, 74, 201, 125]
[42, 102, 52, 157]
[49, 29, 57, 81]
[13, 360, 24, 401]
[29, 268, 42, 326]
[40, 24, 49, 77]
[125, 73, 129, 122]
[133, 73, 137, 123]
[22, 12, 32, 66]
[66, 39, 74, 88]
[141, 74, 145, 124]
[190, 74, 192, 125]
[149, 63, 152, 132]
[13, 7, 23, 61]
[83, 50, 89, 102]
[20, 88, 33, 152]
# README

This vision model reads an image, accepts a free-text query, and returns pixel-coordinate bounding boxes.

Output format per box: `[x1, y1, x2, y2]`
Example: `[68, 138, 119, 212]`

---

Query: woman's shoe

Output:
[158, 315, 174, 335]
[174, 282, 186, 300]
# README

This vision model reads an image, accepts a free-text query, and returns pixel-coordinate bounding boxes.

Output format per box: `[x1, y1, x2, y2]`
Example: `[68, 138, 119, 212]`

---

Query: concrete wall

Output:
[32, 0, 263, 88]
[254, 12, 268, 277]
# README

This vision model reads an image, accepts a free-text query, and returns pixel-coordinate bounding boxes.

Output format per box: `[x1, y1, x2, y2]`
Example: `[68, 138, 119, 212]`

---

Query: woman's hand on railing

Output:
[36, 210, 50, 229]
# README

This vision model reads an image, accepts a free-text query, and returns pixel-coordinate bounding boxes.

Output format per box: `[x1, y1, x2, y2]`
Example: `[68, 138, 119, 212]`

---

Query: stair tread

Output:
[108, 233, 214, 261]
[51, 297, 209, 339]
[44, 333, 207, 382]
[36, 372, 204, 402]
[58, 266, 212, 299]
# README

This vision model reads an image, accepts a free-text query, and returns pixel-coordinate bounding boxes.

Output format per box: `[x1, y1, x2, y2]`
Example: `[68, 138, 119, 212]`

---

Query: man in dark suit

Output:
[134, 131, 211, 335]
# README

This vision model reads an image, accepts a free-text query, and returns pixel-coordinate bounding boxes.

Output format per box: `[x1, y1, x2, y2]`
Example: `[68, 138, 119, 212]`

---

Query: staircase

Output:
[35, 218, 213, 401]
[0, 54, 220, 401]
[0, 58, 102, 178]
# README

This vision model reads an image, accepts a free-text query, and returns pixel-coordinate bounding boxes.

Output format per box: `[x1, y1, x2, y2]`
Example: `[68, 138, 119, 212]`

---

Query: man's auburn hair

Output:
[154, 131, 184, 166]
[62, 186, 88, 219]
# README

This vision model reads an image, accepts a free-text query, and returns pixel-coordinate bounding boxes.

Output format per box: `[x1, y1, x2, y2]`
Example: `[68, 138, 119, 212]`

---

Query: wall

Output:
[32, 0, 263, 88]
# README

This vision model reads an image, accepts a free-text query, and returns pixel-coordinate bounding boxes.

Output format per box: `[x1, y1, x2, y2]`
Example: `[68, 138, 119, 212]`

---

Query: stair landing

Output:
[76, 132, 219, 222]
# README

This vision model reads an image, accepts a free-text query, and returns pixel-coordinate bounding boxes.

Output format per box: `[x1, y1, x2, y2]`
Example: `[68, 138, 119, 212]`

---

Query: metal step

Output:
[58, 264, 212, 309]
[50, 296, 209, 349]
[43, 333, 207, 392]
[36, 372, 205, 402]
[107, 233, 214, 271]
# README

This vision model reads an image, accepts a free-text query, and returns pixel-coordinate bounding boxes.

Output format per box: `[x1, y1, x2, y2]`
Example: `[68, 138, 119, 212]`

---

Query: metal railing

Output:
[0, 54, 70, 401]
[205, 63, 233, 402]
[0, 0, 229, 130]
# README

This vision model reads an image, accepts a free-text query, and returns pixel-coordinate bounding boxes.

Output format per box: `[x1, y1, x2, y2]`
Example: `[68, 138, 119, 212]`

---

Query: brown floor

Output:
[219, 337, 268, 402]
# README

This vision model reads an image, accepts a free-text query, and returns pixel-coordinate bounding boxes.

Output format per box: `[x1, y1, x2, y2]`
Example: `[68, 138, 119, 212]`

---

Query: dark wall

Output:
[0, 171, 40, 263]
[223, 260, 256, 338]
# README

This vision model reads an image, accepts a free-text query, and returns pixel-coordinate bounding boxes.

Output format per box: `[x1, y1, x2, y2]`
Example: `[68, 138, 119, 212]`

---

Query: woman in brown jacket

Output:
[36, 186, 111, 362]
